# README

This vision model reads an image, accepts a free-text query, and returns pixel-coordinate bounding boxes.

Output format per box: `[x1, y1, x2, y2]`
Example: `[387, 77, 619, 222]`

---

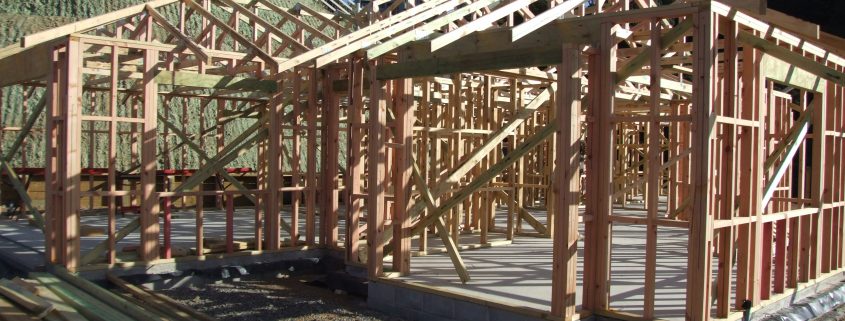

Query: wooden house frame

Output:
[0, 0, 843, 320]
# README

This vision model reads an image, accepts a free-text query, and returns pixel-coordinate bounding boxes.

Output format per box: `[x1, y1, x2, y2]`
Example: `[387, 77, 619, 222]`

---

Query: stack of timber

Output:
[0, 267, 214, 321]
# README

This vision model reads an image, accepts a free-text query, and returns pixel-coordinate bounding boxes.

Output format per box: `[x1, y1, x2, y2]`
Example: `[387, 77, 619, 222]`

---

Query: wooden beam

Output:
[755, 9, 818, 40]
[510, 0, 587, 41]
[80, 218, 139, 265]
[5, 95, 46, 161]
[366, 0, 501, 59]
[738, 30, 845, 88]
[215, 0, 310, 52]
[266, 76, 283, 250]
[254, 0, 333, 42]
[278, 0, 451, 71]
[0, 296, 38, 321]
[146, 5, 212, 65]
[294, 3, 349, 34]
[713, 1, 845, 66]
[378, 46, 562, 79]
[21, 0, 179, 47]
[106, 273, 215, 321]
[495, 190, 548, 235]
[684, 9, 715, 320]
[51, 267, 168, 321]
[155, 70, 278, 93]
[582, 22, 614, 312]
[644, 19, 662, 319]
[0, 160, 44, 229]
[383, 85, 553, 245]
[410, 122, 557, 235]
[139, 48, 160, 262]
[182, 0, 279, 69]
[820, 31, 845, 57]
[378, 4, 699, 79]
[614, 18, 693, 83]
[429, 0, 540, 52]
[762, 109, 811, 208]
[380, 15, 692, 80]
[410, 3, 697, 60]
[320, 68, 340, 247]
[314, 0, 459, 67]
[0, 279, 54, 318]
[811, 75, 828, 279]
[0, 94, 48, 227]
[728, 0, 766, 14]
[62, 38, 83, 271]
[434, 216, 471, 283]
[30, 273, 133, 321]
[29, 280, 86, 321]
[392, 74, 414, 275]
[367, 61, 387, 278]
[158, 114, 260, 205]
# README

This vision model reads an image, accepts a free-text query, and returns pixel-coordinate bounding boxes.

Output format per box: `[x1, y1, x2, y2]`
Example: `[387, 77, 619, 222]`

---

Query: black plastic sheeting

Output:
[758, 283, 845, 321]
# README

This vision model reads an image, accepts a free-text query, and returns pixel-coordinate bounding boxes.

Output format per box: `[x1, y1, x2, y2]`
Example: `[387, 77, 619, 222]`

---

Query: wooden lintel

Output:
[155, 70, 278, 93]
[739, 31, 845, 88]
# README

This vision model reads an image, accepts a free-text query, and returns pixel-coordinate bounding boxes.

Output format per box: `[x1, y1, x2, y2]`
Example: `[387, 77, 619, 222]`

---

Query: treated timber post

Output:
[45, 44, 62, 266]
[551, 43, 581, 320]
[392, 74, 413, 275]
[140, 48, 160, 262]
[305, 68, 318, 247]
[736, 31, 764, 308]
[347, 58, 365, 263]
[367, 60, 387, 278]
[321, 67, 340, 247]
[582, 22, 615, 313]
[811, 83, 827, 279]
[291, 69, 302, 247]
[716, 17, 739, 317]
[49, 39, 83, 270]
[686, 8, 716, 321]
[644, 17, 663, 319]
[267, 71, 284, 250]
[65, 39, 83, 269]
[107, 44, 119, 264]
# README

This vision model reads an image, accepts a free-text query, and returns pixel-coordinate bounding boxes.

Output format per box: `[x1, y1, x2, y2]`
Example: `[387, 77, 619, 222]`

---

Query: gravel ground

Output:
[159, 272, 404, 321]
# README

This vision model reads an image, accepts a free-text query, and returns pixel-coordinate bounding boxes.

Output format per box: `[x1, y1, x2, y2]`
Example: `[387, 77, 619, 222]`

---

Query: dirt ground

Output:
[159, 272, 404, 321]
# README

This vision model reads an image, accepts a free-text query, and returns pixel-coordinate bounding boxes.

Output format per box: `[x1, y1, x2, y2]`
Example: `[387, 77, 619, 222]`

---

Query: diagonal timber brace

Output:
[761, 107, 812, 209]
[410, 122, 557, 236]
[411, 156, 470, 283]
[381, 85, 555, 247]
[0, 94, 47, 230]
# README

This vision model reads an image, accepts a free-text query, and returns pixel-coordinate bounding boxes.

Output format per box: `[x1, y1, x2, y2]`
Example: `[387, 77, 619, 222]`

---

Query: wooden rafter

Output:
[215, 0, 310, 53]
[278, 0, 452, 71]
[145, 5, 212, 65]
[294, 3, 349, 34]
[429, 0, 540, 52]
[366, 0, 502, 59]
[510, 0, 587, 41]
[254, 0, 333, 42]
[314, 0, 459, 67]
[183, 0, 279, 69]
[21, 0, 179, 47]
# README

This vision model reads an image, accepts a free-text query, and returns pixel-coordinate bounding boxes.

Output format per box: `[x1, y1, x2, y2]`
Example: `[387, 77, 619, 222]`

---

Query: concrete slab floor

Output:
[0, 206, 347, 263]
[0, 201, 698, 320]
[393, 204, 691, 320]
